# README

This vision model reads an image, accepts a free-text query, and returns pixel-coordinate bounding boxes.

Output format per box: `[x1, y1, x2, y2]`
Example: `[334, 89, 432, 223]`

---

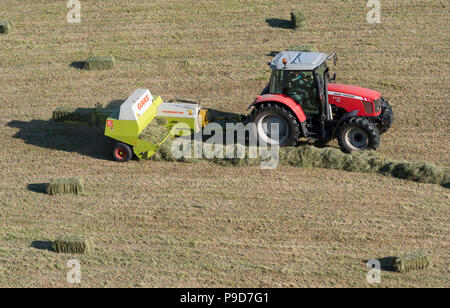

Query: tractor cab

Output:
[266, 51, 336, 138]
[269, 51, 337, 115]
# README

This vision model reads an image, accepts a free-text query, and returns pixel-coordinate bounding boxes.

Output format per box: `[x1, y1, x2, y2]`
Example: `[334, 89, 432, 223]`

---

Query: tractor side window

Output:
[286, 71, 319, 116]
[269, 70, 284, 94]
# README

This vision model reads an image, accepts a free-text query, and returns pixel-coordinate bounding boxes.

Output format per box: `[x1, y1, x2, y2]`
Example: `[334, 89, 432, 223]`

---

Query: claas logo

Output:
[106, 120, 114, 130]
[137, 94, 150, 111]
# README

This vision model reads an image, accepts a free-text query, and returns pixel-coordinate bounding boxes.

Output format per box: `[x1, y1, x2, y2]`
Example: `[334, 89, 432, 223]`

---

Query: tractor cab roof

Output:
[270, 51, 328, 71]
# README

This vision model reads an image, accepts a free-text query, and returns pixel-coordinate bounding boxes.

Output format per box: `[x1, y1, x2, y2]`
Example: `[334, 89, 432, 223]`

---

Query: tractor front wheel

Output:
[112, 142, 133, 162]
[338, 117, 380, 153]
[379, 98, 394, 134]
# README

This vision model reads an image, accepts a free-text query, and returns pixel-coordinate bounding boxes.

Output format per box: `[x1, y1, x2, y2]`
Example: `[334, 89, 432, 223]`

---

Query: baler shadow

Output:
[265, 18, 294, 30]
[7, 120, 111, 161]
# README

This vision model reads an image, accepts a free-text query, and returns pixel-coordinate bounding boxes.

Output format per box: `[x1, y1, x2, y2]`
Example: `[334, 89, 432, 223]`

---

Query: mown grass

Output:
[0, 0, 448, 287]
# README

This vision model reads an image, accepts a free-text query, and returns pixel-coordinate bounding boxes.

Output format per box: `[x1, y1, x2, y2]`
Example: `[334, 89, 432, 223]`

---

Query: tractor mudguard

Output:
[248, 94, 307, 123]
[332, 109, 359, 138]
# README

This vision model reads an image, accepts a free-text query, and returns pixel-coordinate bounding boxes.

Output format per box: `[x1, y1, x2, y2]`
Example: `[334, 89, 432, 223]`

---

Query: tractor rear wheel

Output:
[112, 142, 133, 162]
[337, 117, 380, 153]
[249, 103, 300, 147]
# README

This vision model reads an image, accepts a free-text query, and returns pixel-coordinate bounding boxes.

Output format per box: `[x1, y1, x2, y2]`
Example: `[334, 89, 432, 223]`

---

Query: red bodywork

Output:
[328, 84, 382, 117]
[253, 84, 382, 123]
[253, 94, 307, 122]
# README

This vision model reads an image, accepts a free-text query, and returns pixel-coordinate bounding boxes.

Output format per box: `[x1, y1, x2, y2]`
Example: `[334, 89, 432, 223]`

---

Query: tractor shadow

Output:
[30, 241, 55, 252]
[70, 61, 86, 70]
[265, 18, 294, 30]
[7, 119, 111, 161]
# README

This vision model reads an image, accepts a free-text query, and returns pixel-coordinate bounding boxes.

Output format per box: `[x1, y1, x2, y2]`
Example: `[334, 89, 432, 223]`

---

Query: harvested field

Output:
[0, 0, 448, 288]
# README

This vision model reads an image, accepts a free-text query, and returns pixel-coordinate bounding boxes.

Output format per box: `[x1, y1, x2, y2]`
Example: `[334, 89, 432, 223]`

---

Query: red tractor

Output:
[248, 51, 393, 152]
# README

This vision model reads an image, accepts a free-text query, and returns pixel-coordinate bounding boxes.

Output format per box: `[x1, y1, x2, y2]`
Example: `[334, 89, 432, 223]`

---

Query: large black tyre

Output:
[337, 117, 380, 153]
[379, 98, 394, 134]
[249, 103, 301, 147]
[112, 142, 133, 162]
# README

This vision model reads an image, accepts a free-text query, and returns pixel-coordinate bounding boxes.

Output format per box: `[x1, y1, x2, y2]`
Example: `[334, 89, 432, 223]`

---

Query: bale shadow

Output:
[27, 183, 48, 194]
[31, 241, 54, 252]
[363, 257, 396, 272]
[70, 61, 86, 70]
[265, 18, 294, 30]
[7, 119, 111, 161]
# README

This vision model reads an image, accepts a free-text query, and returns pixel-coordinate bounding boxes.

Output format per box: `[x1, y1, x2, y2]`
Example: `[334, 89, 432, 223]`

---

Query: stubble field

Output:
[0, 0, 448, 287]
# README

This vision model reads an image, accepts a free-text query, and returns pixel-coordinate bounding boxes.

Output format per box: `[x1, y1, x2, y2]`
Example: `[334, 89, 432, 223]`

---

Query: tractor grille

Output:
[362, 100, 374, 114]
[373, 98, 382, 114]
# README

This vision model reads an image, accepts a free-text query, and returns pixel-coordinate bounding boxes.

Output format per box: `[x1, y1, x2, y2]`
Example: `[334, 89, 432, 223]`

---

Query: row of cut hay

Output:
[149, 138, 449, 186]
[0, 21, 13, 34]
[54, 236, 93, 254]
[46, 177, 85, 195]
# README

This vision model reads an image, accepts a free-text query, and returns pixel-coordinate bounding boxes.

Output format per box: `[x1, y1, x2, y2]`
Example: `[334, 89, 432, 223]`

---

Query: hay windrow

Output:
[54, 236, 93, 254]
[392, 252, 430, 273]
[0, 21, 14, 34]
[85, 56, 115, 70]
[291, 10, 307, 30]
[149, 138, 448, 185]
[46, 177, 85, 195]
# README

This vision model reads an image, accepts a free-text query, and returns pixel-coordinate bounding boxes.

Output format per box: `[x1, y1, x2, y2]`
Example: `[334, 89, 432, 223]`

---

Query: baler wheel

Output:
[112, 143, 133, 162]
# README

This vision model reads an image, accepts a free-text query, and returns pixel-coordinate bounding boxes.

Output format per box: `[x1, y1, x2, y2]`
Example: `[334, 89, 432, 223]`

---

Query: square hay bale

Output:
[288, 45, 317, 52]
[0, 21, 14, 34]
[393, 251, 430, 273]
[54, 236, 93, 254]
[85, 56, 115, 70]
[46, 177, 85, 195]
[290, 10, 307, 30]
